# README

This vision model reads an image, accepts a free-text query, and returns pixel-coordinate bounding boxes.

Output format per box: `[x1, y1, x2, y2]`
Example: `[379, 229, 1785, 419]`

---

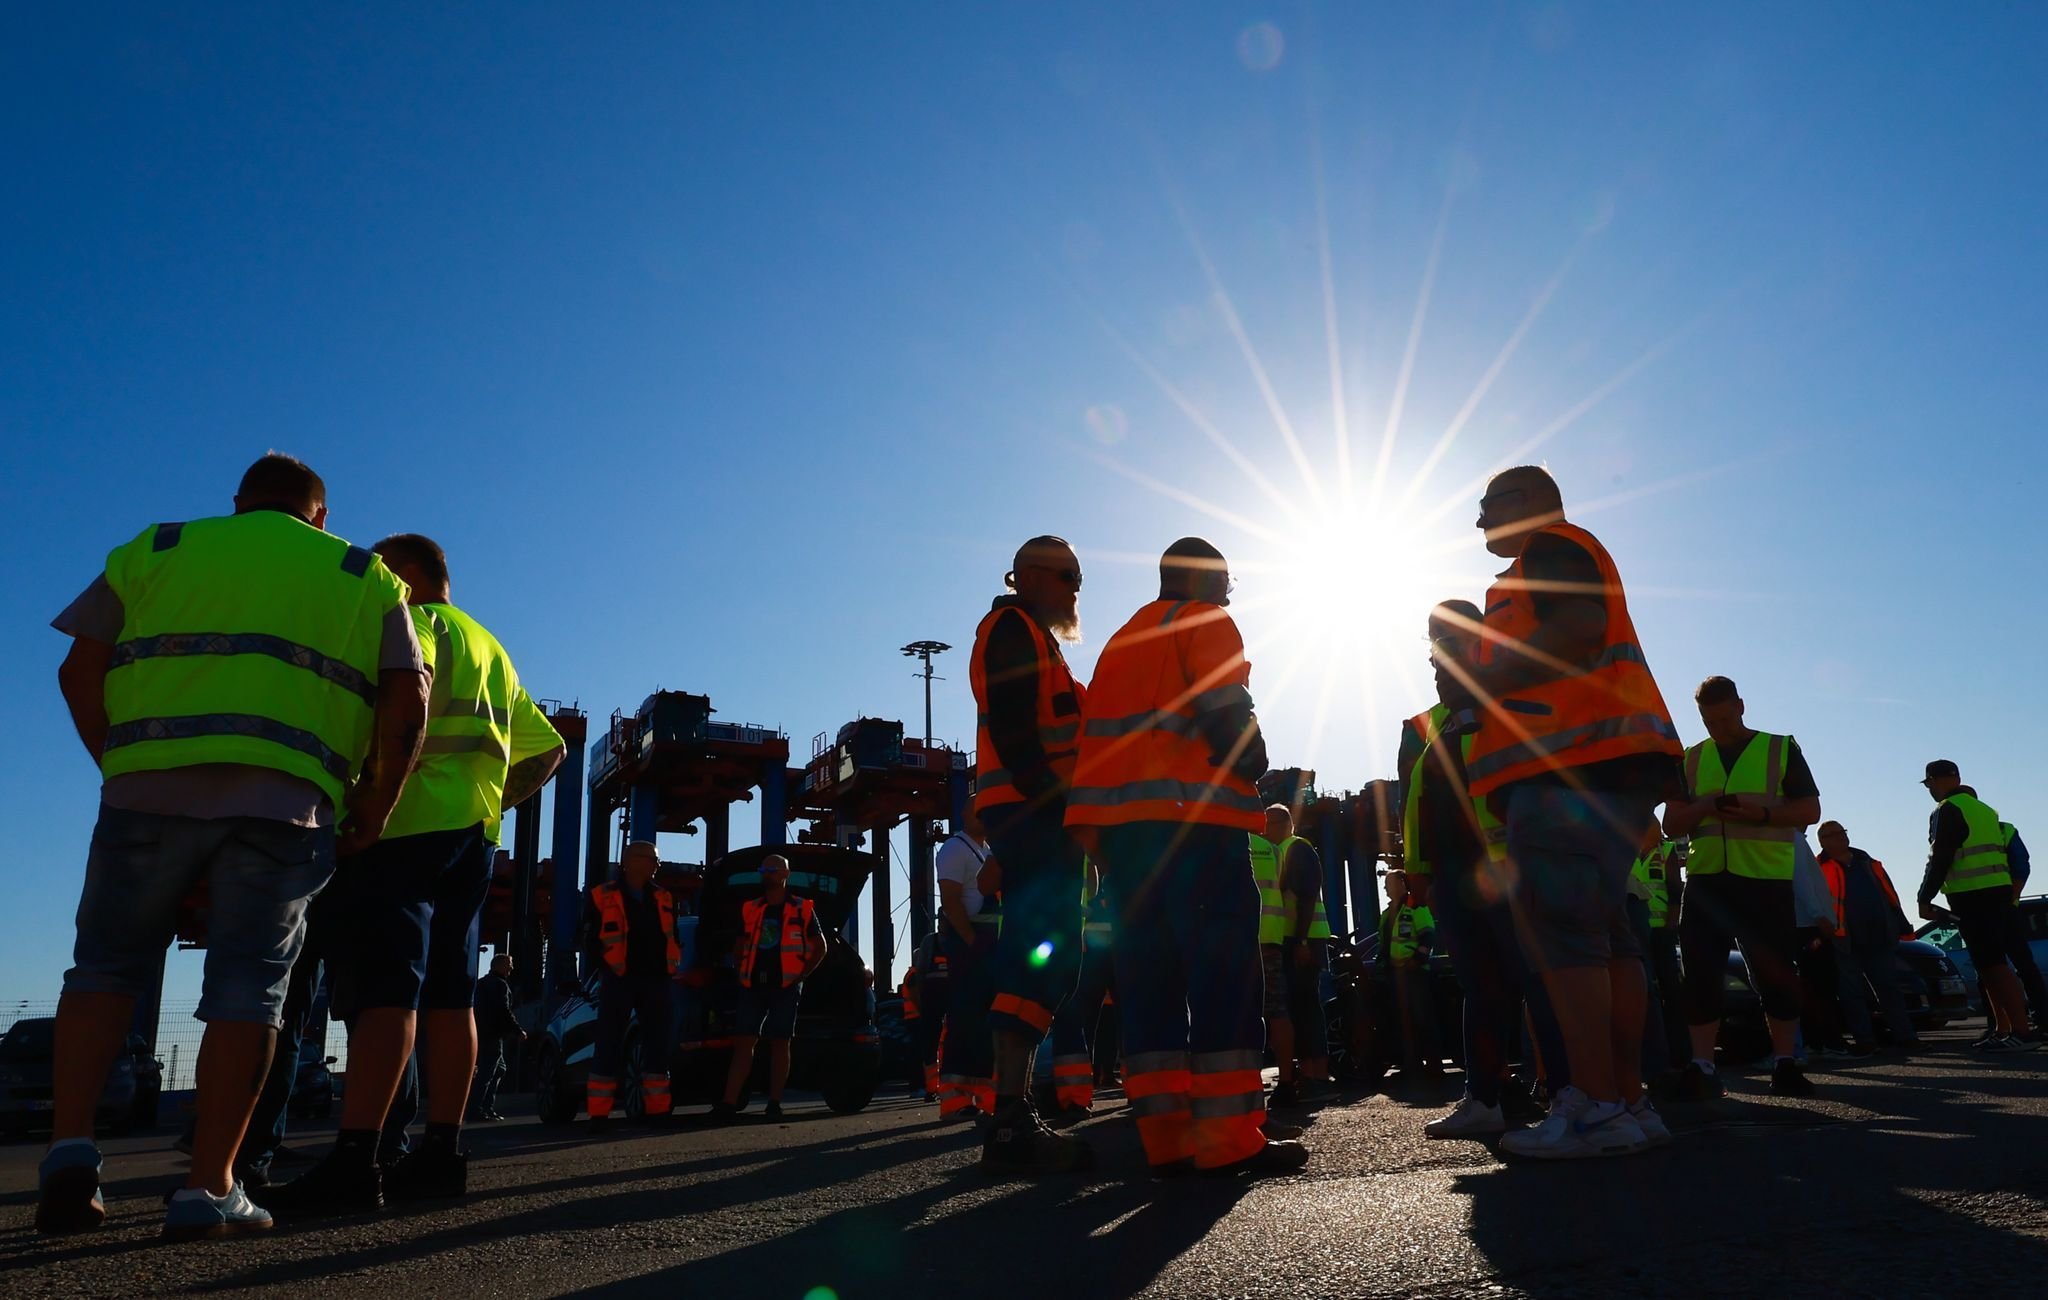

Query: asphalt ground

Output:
[6, 1027, 2048, 1299]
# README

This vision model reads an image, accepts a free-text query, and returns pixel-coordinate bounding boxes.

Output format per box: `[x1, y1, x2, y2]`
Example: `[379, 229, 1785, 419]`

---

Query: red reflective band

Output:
[1055, 1084, 1093, 1108]
[1187, 1069, 1261, 1099]
[1123, 1068, 1192, 1100]
[989, 993, 1054, 1033]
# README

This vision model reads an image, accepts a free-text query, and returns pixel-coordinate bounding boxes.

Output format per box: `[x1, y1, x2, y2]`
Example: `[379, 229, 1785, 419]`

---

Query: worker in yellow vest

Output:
[1917, 761, 2035, 1051]
[1663, 676, 1822, 1100]
[582, 842, 684, 1123]
[1253, 804, 1331, 1107]
[41, 454, 425, 1241]
[262, 532, 565, 1217]
[1625, 823, 1682, 1083]
[1375, 869, 1442, 1079]
[1046, 862, 1116, 1121]
[1630, 829, 1689, 1078]
[718, 854, 829, 1119]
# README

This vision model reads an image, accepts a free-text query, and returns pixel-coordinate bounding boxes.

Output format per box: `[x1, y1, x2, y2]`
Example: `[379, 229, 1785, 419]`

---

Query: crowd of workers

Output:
[28, 451, 2042, 1241]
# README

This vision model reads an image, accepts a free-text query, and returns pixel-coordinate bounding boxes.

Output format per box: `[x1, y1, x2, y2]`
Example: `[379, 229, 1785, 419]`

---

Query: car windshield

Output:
[0, 1019, 55, 1062]
[1921, 925, 1964, 953]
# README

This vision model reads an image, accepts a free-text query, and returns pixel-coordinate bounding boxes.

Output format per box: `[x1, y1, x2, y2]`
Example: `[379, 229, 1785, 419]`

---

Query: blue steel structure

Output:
[1262, 768, 1399, 938]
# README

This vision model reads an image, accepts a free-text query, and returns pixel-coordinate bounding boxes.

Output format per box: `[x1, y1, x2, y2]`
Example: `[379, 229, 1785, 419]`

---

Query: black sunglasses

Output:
[1025, 564, 1084, 589]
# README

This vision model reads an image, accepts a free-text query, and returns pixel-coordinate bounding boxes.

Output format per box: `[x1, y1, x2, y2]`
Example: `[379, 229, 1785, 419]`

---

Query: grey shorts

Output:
[64, 804, 336, 1026]
[1261, 945, 1291, 1021]
[1505, 785, 1653, 971]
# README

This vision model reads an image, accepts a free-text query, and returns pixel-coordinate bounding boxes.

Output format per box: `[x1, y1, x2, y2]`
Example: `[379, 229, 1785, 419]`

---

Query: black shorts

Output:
[326, 823, 492, 1015]
[1678, 871, 1800, 1023]
[1948, 887, 2014, 975]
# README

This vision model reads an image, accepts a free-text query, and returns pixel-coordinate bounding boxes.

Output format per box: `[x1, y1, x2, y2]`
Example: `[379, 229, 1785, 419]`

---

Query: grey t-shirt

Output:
[53, 573, 425, 827]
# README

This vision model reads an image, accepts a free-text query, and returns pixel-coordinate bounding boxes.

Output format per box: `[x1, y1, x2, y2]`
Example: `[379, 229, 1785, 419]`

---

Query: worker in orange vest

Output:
[899, 962, 941, 1101]
[968, 536, 1093, 1173]
[580, 841, 681, 1124]
[1466, 467, 1684, 1161]
[1066, 538, 1307, 1179]
[717, 854, 827, 1121]
[1815, 820, 1919, 1051]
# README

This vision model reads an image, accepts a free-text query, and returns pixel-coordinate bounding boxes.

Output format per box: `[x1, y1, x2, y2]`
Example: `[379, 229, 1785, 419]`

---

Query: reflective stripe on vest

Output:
[592, 881, 682, 978]
[383, 601, 540, 841]
[1683, 732, 1800, 880]
[1064, 600, 1264, 832]
[99, 511, 403, 807]
[1467, 523, 1681, 798]
[1942, 793, 2012, 895]
[970, 603, 1086, 812]
[740, 895, 817, 987]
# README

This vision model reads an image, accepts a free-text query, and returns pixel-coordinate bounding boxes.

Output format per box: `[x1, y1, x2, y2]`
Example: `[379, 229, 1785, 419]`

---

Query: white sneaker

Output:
[1499, 1087, 1646, 1161]
[1424, 1096, 1507, 1139]
[1628, 1094, 1672, 1148]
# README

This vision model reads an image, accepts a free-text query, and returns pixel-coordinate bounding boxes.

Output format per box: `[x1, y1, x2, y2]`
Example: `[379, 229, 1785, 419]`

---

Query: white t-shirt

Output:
[935, 833, 989, 919]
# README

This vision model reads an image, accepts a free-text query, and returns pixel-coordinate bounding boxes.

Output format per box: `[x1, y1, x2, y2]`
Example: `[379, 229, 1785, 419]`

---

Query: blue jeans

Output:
[67, 805, 335, 1025]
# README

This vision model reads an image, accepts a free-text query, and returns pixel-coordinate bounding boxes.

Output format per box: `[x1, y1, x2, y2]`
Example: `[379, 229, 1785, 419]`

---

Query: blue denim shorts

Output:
[65, 805, 336, 1026]
[1505, 785, 1653, 971]
[324, 823, 492, 1016]
[735, 982, 802, 1040]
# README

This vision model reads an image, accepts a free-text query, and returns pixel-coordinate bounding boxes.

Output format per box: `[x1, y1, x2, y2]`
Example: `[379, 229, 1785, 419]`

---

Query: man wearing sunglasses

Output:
[1466, 466, 1684, 1161]
[968, 535, 1094, 1173]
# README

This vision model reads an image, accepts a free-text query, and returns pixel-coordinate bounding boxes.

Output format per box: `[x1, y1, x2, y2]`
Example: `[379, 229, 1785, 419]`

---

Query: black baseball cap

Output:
[1922, 759, 1959, 784]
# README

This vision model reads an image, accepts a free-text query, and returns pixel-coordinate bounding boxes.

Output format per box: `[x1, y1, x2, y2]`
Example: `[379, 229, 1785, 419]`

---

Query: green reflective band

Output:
[104, 713, 351, 783]
[439, 698, 512, 726]
[1082, 710, 1206, 740]
[421, 733, 511, 761]
[1067, 780, 1265, 813]
[112, 631, 376, 705]
[1467, 713, 1680, 781]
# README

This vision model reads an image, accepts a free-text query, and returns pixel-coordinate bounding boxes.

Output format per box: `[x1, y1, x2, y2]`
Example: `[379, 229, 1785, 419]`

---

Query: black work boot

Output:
[250, 1140, 382, 1219]
[980, 1096, 1094, 1175]
[384, 1140, 467, 1202]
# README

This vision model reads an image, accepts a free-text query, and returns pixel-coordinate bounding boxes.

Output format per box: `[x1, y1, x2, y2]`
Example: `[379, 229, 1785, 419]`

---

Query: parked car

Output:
[1718, 938, 1969, 1060]
[535, 844, 884, 1122]
[0, 1019, 162, 1136]
[1915, 895, 2048, 1019]
[873, 994, 923, 1091]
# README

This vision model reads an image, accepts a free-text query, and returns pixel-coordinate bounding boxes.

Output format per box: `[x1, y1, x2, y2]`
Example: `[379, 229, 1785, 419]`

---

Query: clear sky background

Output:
[5, 4, 2046, 1012]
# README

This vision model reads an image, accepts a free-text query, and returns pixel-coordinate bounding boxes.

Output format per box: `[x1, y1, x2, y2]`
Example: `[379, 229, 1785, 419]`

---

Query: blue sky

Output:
[5, 4, 2047, 1009]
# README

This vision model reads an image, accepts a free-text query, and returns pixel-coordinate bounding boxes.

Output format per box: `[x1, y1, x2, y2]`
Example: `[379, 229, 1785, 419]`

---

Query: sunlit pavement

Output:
[6, 1027, 2048, 1299]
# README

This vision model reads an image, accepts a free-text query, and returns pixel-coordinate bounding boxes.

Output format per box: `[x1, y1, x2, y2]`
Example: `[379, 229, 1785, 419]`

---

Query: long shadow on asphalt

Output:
[1453, 1053, 2048, 1295]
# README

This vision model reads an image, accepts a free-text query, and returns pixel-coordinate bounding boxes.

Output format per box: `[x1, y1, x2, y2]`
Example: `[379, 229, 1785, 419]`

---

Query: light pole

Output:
[900, 640, 951, 746]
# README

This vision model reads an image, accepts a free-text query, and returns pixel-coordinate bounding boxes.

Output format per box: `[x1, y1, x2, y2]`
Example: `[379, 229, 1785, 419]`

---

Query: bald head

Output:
[1161, 536, 1230, 605]
[1477, 465, 1566, 557]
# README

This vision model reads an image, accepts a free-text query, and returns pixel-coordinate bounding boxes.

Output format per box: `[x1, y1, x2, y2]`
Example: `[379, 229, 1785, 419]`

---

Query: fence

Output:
[1, 997, 350, 1092]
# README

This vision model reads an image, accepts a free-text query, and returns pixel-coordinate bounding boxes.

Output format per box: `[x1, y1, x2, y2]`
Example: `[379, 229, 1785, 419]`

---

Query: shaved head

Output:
[1161, 536, 1230, 604]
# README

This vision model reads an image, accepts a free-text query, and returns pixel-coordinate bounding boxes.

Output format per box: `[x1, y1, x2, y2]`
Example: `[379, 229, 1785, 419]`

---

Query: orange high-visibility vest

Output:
[1467, 523, 1680, 799]
[970, 602, 1086, 813]
[901, 966, 921, 1020]
[1064, 599, 1264, 832]
[1818, 854, 1910, 941]
[739, 895, 818, 988]
[591, 881, 681, 978]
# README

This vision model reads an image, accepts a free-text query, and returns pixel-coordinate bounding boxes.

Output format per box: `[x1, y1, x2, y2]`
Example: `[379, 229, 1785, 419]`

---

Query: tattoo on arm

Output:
[502, 746, 566, 810]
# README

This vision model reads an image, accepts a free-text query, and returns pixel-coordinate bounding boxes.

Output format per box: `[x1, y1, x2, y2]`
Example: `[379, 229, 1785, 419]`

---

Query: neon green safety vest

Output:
[1402, 712, 1506, 873]
[1683, 732, 1800, 880]
[1383, 902, 1433, 964]
[1941, 792, 2011, 897]
[1082, 864, 1113, 948]
[1632, 843, 1672, 929]
[100, 511, 408, 809]
[1249, 834, 1297, 944]
[383, 601, 556, 843]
